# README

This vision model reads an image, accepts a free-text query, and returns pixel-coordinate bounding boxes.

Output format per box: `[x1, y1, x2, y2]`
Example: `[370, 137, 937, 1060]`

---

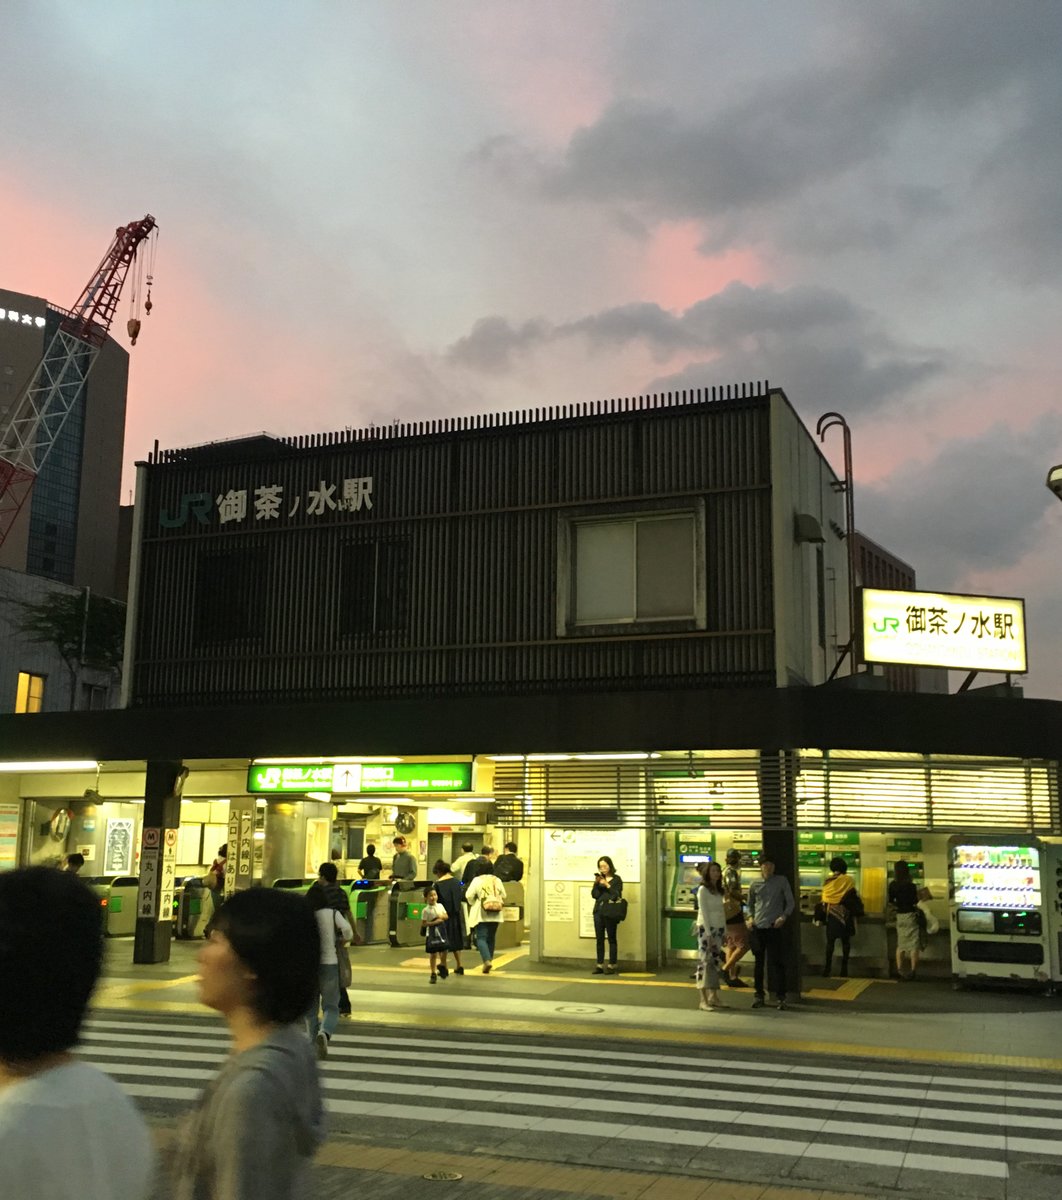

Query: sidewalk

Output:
[96, 937, 1062, 1071]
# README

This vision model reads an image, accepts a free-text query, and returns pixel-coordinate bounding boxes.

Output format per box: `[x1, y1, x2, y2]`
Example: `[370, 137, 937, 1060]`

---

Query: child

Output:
[420, 886, 449, 983]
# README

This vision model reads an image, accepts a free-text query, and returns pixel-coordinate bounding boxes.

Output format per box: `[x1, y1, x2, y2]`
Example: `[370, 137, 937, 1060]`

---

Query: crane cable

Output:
[126, 225, 159, 345]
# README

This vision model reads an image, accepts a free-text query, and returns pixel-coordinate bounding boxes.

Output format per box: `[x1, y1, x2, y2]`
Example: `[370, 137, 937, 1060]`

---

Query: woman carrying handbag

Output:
[590, 856, 625, 975]
[305, 885, 352, 1059]
[465, 864, 507, 973]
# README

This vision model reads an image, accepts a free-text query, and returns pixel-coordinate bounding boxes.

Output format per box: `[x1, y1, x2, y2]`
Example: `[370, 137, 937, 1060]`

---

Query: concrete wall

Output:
[769, 395, 849, 687]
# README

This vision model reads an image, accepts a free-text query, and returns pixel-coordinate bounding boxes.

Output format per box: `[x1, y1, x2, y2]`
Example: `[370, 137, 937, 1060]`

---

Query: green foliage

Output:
[16, 590, 126, 679]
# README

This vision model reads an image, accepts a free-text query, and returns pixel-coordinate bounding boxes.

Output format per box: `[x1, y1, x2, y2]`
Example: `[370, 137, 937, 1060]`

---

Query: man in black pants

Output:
[746, 856, 795, 1010]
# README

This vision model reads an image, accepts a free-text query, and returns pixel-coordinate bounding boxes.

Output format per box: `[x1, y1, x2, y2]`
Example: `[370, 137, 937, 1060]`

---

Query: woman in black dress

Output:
[431, 860, 467, 977]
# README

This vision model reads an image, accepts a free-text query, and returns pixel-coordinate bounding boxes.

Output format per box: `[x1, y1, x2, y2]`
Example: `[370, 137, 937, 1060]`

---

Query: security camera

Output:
[1048, 465, 1062, 503]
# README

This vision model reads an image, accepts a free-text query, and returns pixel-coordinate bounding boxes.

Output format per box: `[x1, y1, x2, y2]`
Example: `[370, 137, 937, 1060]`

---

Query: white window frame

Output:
[557, 503, 707, 636]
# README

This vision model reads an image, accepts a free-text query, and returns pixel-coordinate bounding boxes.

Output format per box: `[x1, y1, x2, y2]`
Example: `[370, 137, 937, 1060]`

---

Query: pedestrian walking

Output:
[307, 861, 353, 1016]
[465, 864, 507, 973]
[201, 843, 228, 937]
[421, 886, 450, 983]
[431, 860, 467, 975]
[494, 841, 524, 882]
[0, 868, 154, 1200]
[449, 841, 477, 883]
[461, 844, 496, 888]
[721, 848, 750, 987]
[817, 857, 864, 977]
[695, 860, 728, 1011]
[170, 888, 325, 1199]
[888, 860, 921, 979]
[590, 855, 625, 975]
[747, 856, 795, 1010]
[305, 880, 353, 1059]
[358, 844, 382, 880]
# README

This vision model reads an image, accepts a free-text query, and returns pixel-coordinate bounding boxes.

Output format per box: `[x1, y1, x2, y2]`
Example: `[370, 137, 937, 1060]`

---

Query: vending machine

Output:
[948, 836, 1050, 987]
[1043, 838, 1062, 988]
[663, 832, 714, 958]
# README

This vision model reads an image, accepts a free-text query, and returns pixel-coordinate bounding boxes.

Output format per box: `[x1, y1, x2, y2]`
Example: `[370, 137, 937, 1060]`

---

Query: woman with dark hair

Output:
[818, 857, 864, 978]
[465, 862, 507, 973]
[695, 860, 727, 1010]
[170, 888, 325, 1199]
[431, 860, 467, 977]
[888, 860, 921, 979]
[590, 855, 624, 975]
[305, 879, 353, 1058]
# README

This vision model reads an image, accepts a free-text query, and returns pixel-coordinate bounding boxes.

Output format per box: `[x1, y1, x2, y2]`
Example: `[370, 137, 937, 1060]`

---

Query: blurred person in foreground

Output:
[0, 867, 153, 1199]
[170, 887, 325, 1199]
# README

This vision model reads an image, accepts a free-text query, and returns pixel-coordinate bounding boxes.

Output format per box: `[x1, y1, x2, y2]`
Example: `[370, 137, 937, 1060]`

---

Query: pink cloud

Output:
[641, 221, 765, 313]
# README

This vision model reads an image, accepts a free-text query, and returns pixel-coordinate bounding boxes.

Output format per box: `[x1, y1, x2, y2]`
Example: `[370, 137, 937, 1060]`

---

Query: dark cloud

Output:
[858, 413, 1062, 586]
[474, 3, 1062, 276]
[449, 282, 947, 414]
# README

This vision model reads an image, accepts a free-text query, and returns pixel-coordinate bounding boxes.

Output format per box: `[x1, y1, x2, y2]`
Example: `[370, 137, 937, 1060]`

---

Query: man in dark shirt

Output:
[461, 846, 496, 888]
[358, 845, 382, 880]
[494, 842, 524, 883]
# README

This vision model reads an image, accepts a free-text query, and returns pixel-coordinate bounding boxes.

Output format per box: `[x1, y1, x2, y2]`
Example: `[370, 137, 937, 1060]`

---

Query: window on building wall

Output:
[194, 550, 266, 644]
[339, 540, 410, 635]
[81, 682, 109, 711]
[15, 672, 45, 713]
[564, 509, 704, 631]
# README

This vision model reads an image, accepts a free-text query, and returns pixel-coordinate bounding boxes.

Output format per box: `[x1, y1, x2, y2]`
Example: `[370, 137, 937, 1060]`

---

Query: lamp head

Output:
[1047, 465, 1062, 503]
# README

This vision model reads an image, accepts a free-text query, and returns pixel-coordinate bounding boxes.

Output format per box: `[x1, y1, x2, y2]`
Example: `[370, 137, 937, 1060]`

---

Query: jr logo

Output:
[873, 617, 900, 633]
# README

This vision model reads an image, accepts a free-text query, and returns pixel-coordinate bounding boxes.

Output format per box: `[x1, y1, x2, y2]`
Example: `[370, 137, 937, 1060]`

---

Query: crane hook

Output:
[127, 318, 141, 345]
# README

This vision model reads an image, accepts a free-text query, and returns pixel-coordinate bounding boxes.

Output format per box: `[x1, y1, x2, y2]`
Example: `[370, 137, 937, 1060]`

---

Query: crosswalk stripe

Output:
[79, 1013, 1062, 1183]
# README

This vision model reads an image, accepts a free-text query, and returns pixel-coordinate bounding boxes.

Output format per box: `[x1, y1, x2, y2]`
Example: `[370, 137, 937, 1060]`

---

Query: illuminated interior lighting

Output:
[573, 752, 662, 761]
[0, 760, 98, 773]
[489, 755, 525, 762]
[526, 754, 573, 761]
[304, 792, 332, 801]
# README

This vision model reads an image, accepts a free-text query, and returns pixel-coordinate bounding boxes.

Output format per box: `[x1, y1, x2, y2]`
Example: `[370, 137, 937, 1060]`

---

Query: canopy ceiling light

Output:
[0, 760, 99, 773]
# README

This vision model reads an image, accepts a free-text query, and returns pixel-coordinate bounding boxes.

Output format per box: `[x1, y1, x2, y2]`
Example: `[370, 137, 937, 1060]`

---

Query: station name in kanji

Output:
[161, 477, 374, 528]
[902, 605, 1014, 640]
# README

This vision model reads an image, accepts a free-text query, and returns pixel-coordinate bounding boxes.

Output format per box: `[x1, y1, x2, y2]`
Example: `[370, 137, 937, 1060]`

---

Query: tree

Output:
[15, 589, 126, 710]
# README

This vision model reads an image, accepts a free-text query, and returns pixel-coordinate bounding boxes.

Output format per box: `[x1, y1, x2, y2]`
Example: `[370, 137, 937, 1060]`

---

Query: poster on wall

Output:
[578, 884, 597, 938]
[543, 828, 641, 883]
[104, 818, 135, 874]
[0, 802, 20, 872]
[544, 881, 575, 922]
[304, 817, 330, 878]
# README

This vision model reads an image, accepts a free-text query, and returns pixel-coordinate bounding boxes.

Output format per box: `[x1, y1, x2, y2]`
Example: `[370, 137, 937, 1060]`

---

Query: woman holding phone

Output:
[590, 856, 623, 975]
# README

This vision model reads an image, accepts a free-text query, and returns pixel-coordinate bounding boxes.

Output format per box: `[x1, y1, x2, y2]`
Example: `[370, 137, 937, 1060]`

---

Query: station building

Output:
[1, 383, 1059, 984]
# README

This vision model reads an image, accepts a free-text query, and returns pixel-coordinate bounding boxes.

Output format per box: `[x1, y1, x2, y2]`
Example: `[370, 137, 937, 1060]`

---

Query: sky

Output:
[3, 1, 1061, 697]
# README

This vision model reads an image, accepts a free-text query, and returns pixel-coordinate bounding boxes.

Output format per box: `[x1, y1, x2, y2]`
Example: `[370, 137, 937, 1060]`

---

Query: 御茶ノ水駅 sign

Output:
[247, 761, 473, 795]
[861, 588, 1027, 673]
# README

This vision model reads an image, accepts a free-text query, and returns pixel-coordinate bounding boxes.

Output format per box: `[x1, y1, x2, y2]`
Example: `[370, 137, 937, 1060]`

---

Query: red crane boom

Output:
[0, 214, 157, 550]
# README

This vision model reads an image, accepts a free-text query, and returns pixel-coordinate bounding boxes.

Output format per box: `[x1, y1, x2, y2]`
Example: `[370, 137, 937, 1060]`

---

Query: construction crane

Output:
[0, 214, 158, 550]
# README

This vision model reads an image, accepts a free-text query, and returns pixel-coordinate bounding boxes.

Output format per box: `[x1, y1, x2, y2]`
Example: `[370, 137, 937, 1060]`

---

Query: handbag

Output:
[917, 900, 940, 936]
[480, 880, 505, 913]
[600, 896, 628, 922]
[334, 912, 352, 989]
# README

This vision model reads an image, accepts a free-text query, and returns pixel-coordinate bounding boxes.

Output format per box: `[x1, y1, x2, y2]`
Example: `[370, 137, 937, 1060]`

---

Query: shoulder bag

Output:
[334, 911, 352, 989]
[481, 879, 505, 913]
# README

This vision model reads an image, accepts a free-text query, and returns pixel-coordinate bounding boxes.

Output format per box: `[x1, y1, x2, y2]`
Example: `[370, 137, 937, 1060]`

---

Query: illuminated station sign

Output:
[861, 588, 1027, 673]
[247, 761, 473, 794]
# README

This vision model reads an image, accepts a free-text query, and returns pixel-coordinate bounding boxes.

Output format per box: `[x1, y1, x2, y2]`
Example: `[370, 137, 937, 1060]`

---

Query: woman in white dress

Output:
[695, 860, 728, 1011]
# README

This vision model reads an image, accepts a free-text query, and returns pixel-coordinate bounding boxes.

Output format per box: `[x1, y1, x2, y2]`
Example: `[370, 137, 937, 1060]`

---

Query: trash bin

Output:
[87, 875, 140, 937]
[174, 877, 207, 939]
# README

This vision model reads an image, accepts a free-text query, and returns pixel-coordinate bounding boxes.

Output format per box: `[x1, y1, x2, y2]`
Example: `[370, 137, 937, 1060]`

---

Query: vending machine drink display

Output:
[1044, 839, 1062, 987]
[949, 837, 1050, 987]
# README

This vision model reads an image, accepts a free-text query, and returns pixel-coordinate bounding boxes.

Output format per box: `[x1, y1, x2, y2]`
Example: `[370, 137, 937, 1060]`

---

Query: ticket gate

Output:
[88, 875, 140, 936]
[388, 880, 428, 947]
[494, 879, 525, 950]
[350, 880, 390, 944]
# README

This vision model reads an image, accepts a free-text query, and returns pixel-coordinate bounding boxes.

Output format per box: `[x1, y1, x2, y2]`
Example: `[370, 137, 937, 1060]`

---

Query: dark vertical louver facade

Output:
[130, 383, 779, 707]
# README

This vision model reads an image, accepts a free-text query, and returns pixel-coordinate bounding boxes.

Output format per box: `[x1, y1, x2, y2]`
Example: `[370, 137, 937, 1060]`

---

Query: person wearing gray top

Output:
[389, 836, 418, 882]
[170, 888, 325, 1199]
[746, 857, 796, 1010]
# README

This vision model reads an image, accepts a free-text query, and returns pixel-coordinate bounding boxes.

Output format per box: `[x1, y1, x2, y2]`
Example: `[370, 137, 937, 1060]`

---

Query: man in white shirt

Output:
[0, 867, 154, 1199]
[450, 841, 477, 883]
